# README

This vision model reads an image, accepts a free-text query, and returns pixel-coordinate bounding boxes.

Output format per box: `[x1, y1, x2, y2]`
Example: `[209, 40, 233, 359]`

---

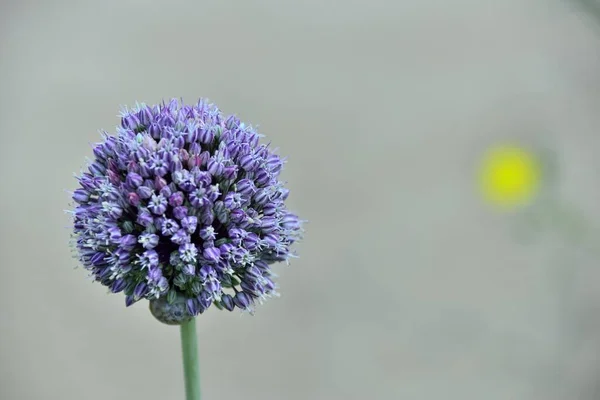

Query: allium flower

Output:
[70, 98, 304, 324]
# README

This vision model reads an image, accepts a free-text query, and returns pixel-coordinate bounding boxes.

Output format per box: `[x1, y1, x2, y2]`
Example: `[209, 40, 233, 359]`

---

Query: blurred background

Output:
[2, 0, 600, 399]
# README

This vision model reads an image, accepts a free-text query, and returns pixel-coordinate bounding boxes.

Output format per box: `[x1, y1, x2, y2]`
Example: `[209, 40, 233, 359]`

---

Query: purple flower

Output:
[260, 216, 279, 233]
[181, 216, 197, 234]
[207, 157, 224, 176]
[223, 165, 238, 180]
[200, 207, 214, 225]
[160, 218, 179, 237]
[198, 126, 214, 144]
[103, 202, 123, 219]
[186, 298, 199, 316]
[120, 234, 138, 251]
[281, 212, 301, 230]
[223, 193, 243, 210]
[126, 172, 143, 188]
[173, 206, 188, 220]
[197, 291, 213, 311]
[108, 226, 122, 243]
[138, 233, 159, 249]
[198, 226, 216, 241]
[154, 176, 168, 191]
[199, 265, 217, 282]
[171, 229, 190, 245]
[262, 233, 280, 247]
[134, 282, 147, 299]
[239, 153, 257, 171]
[138, 250, 159, 269]
[233, 292, 251, 309]
[235, 179, 256, 196]
[148, 194, 168, 215]
[221, 294, 235, 311]
[203, 246, 221, 263]
[183, 264, 196, 276]
[213, 201, 229, 224]
[243, 233, 260, 251]
[70, 98, 304, 325]
[168, 191, 184, 207]
[189, 187, 206, 208]
[136, 209, 154, 227]
[115, 248, 131, 265]
[229, 209, 246, 225]
[149, 153, 169, 177]
[204, 279, 221, 295]
[253, 189, 271, 207]
[137, 185, 154, 199]
[90, 252, 106, 266]
[110, 279, 127, 293]
[254, 168, 270, 187]
[72, 189, 90, 204]
[159, 182, 171, 198]
[205, 185, 221, 202]
[194, 169, 211, 187]
[179, 243, 198, 263]
[128, 192, 141, 206]
[173, 170, 196, 192]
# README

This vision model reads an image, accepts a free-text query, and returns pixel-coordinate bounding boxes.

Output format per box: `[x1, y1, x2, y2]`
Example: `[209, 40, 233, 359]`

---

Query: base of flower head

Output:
[149, 293, 193, 325]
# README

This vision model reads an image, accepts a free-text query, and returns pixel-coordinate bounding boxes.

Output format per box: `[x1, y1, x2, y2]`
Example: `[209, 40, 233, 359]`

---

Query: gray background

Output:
[2, 0, 600, 399]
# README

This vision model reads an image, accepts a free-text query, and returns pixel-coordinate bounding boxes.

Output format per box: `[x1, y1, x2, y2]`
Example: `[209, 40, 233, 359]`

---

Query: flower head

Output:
[70, 99, 304, 324]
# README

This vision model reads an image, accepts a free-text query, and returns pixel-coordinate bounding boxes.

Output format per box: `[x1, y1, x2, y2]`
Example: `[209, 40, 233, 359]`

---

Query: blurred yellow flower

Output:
[478, 144, 541, 210]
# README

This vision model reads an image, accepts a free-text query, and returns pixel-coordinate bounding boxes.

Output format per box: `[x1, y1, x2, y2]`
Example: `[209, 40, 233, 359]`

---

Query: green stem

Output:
[180, 318, 201, 400]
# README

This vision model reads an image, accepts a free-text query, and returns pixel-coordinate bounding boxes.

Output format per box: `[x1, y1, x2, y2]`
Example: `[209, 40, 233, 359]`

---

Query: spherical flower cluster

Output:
[70, 99, 303, 323]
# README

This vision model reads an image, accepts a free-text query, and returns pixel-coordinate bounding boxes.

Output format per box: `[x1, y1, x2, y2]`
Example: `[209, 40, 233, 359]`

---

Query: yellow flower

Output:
[478, 143, 541, 210]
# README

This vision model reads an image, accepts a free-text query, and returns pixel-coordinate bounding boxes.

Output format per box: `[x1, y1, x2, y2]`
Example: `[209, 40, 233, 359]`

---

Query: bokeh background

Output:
[2, 0, 600, 399]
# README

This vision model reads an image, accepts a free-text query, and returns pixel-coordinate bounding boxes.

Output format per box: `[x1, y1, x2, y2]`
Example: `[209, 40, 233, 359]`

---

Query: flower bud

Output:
[134, 282, 147, 299]
[137, 186, 154, 199]
[154, 176, 168, 191]
[149, 123, 161, 138]
[128, 192, 141, 206]
[254, 168, 271, 186]
[72, 189, 90, 204]
[171, 229, 190, 245]
[202, 246, 221, 263]
[239, 154, 257, 171]
[233, 292, 251, 309]
[199, 127, 214, 144]
[90, 252, 107, 266]
[181, 216, 198, 234]
[235, 179, 256, 196]
[223, 165, 238, 180]
[136, 210, 154, 227]
[221, 294, 235, 311]
[186, 298, 200, 317]
[120, 234, 137, 251]
[183, 264, 196, 276]
[169, 192, 184, 207]
[110, 278, 127, 293]
[173, 206, 188, 220]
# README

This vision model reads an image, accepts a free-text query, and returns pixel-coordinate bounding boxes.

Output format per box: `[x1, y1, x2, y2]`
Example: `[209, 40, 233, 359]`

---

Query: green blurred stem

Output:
[180, 318, 201, 400]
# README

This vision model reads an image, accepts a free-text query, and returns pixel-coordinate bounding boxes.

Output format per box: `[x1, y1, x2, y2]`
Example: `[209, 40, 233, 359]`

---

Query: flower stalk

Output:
[180, 318, 201, 400]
